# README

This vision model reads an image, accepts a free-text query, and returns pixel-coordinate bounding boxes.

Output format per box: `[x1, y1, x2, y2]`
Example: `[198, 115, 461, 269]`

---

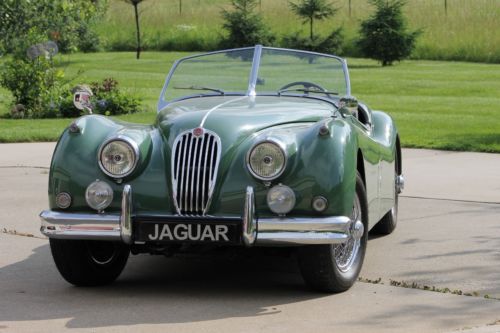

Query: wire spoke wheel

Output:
[333, 194, 362, 273]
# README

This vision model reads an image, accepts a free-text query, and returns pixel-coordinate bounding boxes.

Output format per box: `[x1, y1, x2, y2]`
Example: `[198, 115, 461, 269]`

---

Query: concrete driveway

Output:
[0, 143, 499, 333]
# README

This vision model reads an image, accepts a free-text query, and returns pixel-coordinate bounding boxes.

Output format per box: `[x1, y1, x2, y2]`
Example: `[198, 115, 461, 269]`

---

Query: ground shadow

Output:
[0, 242, 326, 329]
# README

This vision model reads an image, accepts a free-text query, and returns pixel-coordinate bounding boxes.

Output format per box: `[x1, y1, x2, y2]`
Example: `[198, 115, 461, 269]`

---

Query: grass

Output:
[96, 0, 500, 63]
[1, 51, 500, 153]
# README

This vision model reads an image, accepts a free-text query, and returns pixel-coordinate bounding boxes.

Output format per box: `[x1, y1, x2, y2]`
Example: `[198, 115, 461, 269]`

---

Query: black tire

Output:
[372, 151, 399, 235]
[50, 239, 129, 286]
[297, 172, 368, 293]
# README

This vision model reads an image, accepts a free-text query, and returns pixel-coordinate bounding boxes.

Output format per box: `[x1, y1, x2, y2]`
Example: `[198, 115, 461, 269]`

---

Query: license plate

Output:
[136, 219, 241, 244]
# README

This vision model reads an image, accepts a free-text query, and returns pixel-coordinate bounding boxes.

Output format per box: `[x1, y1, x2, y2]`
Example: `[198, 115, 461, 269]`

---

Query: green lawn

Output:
[1, 52, 499, 152]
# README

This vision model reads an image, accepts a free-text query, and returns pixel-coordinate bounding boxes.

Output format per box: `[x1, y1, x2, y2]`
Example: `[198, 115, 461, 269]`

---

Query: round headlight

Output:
[267, 184, 296, 215]
[85, 180, 114, 211]
[99, 138, 138, 178]
[248, 141, 286, 180]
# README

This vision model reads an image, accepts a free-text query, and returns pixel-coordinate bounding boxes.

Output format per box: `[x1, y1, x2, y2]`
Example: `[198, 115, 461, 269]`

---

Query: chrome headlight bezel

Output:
[246, 139, 287, 181]
[98, 135, 140, 179]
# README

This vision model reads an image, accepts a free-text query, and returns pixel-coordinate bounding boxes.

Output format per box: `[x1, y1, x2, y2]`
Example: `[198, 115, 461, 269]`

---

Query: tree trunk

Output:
[134, 3, 141, 59]
[309, 17, 313, 41]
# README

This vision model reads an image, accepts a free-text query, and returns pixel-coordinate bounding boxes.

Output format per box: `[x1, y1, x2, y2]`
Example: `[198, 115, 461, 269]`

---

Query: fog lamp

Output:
[267, 184, 295, 215]
[55, 192, 72, 209]
[85, 180, 113, 211]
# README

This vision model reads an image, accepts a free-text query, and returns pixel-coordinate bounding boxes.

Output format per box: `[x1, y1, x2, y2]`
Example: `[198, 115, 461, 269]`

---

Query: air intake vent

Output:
[171, 128, 221, 215]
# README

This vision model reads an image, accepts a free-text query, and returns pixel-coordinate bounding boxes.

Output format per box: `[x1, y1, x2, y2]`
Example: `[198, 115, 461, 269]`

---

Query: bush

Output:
[283, 28, 344, 54]
[220, 0, 275, 48]
[357, 0, 420, 66]
[58, 78, 142, 118]
[0, 57, 67, 118]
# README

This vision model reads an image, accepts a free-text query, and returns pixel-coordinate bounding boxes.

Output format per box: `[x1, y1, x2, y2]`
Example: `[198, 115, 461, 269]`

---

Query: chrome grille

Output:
[171, 128, 221, 215]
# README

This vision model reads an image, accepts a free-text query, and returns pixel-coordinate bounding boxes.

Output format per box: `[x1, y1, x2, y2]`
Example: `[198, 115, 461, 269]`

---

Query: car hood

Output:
[157, 95, 336, 146]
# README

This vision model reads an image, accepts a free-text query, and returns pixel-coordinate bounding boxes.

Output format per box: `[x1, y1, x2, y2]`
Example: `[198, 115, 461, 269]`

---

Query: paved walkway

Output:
[0, 143, 499, 332]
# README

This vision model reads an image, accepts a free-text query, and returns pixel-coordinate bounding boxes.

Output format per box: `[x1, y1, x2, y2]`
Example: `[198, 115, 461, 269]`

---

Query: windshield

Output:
[159, 46, 349, 111]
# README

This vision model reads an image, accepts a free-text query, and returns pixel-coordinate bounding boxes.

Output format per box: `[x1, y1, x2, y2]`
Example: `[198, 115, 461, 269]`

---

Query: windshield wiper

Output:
[278, 88, 338, 96]
[174, 85, 225, 95]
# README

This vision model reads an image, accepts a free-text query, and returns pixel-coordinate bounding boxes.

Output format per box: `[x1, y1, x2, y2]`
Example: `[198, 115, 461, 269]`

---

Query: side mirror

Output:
[73, 85, 93, 114]
[339, 95, 358, 118]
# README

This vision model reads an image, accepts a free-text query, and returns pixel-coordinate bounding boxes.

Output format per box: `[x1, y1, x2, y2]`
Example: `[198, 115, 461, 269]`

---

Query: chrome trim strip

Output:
[255, 216, 351, 245]
[258, 216, 350, 232]
[40, 210, 121, 240]
[97, 135, 140, 179]
[256, 232, 348, 245]
[199, 96, 247, 128]
[120, 184, 132, 244]
[242, 186, 257, 246]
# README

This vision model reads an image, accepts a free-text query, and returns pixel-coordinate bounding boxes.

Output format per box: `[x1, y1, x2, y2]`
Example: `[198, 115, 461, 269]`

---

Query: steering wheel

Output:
[279, 81, 328, 93]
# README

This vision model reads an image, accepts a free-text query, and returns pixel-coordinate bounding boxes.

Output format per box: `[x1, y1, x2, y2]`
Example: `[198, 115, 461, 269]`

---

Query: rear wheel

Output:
[298, 172, 368, 293]
[50, 239, 129, 286]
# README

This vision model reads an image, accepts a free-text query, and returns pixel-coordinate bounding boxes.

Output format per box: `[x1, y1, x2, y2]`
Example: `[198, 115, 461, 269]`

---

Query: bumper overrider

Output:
[40, 186, 355, 246]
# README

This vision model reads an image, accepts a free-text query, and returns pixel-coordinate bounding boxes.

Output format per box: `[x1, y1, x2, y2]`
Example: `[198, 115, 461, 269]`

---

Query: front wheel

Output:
[298, 172, 368, 293]
[50, 239, 129, 286]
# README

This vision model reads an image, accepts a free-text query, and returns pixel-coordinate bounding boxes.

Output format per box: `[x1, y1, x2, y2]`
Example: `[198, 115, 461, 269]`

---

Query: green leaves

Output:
[220, 0, 275, 48]
[357, 0, 421, 66]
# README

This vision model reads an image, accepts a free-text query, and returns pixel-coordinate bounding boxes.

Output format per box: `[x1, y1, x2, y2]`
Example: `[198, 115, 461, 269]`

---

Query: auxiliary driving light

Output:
[55, 192, 72, 209]
[85, 180, 113, 211]
[267, 184, 295, 215]
[312, 196, 328, 212]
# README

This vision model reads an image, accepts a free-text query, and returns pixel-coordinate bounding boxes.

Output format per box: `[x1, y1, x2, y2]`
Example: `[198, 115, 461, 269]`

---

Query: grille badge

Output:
[192, 127, 204, 137]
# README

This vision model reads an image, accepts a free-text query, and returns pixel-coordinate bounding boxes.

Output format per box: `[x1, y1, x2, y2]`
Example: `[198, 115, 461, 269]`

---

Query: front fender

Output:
[48, 115, 170, 214]
[212, 119, 358, 218]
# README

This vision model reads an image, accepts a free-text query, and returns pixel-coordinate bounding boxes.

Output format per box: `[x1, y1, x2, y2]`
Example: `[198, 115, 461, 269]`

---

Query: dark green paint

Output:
[48, 95, 398, 225]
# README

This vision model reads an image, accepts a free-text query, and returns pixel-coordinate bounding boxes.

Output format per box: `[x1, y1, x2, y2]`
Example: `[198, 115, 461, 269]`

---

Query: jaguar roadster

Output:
[40, 46, 404, 292]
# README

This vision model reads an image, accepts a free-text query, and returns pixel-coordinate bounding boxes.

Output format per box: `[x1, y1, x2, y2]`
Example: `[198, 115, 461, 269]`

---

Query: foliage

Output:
[289, 0, 337, 40]
[357, 0, 420, 66]
[0, 0, 107, 55]
[58, 78, 142, 118]
[282, 28, 343, 54]
[220, 0, 275, 48]
[285, 0, 342, 54]
[0, 56, 68, 118]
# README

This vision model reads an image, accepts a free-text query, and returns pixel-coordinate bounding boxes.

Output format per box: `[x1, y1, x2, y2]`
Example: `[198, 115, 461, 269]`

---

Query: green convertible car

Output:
[40, 46, 404, 292]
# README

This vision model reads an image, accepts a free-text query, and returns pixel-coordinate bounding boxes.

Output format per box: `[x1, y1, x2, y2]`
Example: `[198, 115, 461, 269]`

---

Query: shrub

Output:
[283, 28, 344, 54]
[284, 0, 344, 54]
[357, 0, 421, 66]
[58, 78, 142, 118]
[220, 0, 275, 48]
[0, 56, 67, 118]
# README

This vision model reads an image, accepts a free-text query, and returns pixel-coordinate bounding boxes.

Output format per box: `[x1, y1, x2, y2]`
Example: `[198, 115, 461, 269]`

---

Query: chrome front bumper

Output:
[40, 186, 352, 246]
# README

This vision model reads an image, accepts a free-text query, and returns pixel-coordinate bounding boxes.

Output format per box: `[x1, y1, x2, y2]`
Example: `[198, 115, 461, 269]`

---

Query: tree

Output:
[220, 0, 275, 48]
[289, 0, 337, 41]
[120, 0, 147, 59]
[284, 0, 343, 55]
[357, 0, 420, 66]
[0, 0, 107, 55]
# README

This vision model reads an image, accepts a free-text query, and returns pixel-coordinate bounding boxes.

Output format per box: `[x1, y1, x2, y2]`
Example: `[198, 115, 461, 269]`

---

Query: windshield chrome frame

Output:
[157, 45, 351, 112]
